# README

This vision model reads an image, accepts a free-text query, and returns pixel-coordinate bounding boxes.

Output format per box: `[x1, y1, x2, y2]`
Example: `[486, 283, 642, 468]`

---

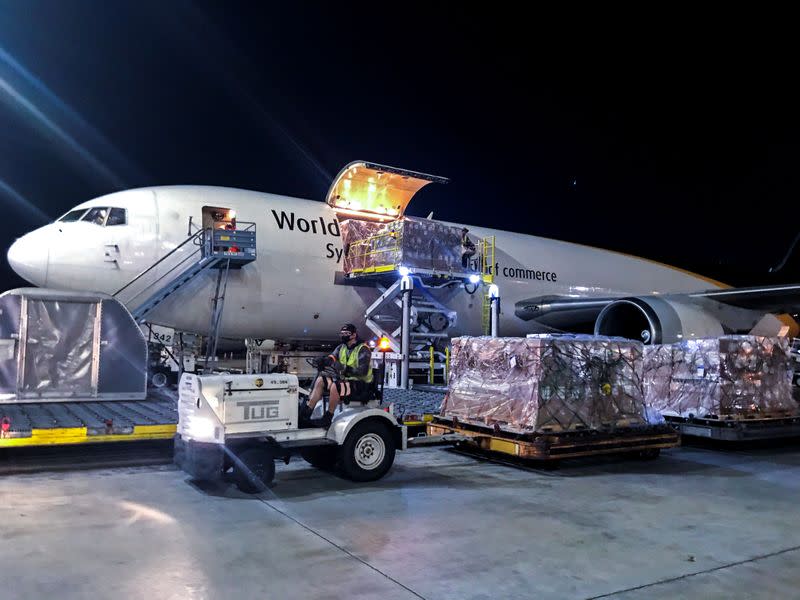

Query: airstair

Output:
[113, 220, 256, 359]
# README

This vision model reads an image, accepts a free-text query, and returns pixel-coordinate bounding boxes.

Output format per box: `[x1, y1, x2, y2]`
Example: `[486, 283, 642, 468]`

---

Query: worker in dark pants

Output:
[461, 227, 476, 270]
[301, 323, 374, 428]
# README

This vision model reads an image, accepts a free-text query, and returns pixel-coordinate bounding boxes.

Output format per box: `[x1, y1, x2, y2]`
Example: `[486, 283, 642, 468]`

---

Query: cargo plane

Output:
[6, 162, 800, 347]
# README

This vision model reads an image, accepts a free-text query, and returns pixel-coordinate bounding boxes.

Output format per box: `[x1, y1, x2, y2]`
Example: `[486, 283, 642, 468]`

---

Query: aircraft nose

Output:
[7, 231, 49, 286]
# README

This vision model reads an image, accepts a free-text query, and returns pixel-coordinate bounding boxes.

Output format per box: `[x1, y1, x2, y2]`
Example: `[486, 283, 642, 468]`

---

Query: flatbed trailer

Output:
[664, 413, 800, 441]
[427, 416, 679, 461]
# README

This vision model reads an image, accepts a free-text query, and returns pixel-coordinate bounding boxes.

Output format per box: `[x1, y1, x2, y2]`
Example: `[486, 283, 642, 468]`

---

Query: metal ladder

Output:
[480, 236, 496, 335]
[113, 221, 257, 359]
[113, 229, 211, 322]
[113, 229, 212, 323]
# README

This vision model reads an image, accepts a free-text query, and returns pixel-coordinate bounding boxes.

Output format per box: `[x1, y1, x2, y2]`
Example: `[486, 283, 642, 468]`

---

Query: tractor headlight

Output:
[186, 416, 218, 442]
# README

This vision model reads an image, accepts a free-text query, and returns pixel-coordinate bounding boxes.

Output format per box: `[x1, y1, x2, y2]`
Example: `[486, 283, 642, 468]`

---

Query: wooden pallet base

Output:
[428, 417, 679, 461]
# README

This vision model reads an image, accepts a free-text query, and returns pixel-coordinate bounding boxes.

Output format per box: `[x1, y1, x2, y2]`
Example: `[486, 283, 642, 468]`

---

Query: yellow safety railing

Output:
[346, 230, 400, 275]
[346, 228, 496, 282]
[480, 236, 496, 335]
[481, 235, 495, 284]
[482, 289, 492, 335]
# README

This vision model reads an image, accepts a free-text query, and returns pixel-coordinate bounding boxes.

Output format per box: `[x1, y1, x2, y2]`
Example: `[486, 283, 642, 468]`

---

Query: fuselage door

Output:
[325, 161, 448, 221]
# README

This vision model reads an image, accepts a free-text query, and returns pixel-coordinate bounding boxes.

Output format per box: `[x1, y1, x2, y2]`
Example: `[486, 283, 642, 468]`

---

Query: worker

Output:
[225, 218, 239, 252]
[212, 211, 227, 229]
[301, 323, 373, 428]
[461, 227, 476, 269]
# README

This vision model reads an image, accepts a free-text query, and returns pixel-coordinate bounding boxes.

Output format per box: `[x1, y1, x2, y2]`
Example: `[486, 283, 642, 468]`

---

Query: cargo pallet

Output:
[664, 413, 800, 441]
[427, 416, 679, 461]
[0, 398, 177, 448]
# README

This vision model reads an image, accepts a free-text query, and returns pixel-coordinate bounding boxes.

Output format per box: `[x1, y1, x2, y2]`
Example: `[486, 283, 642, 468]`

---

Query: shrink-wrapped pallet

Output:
[442, 335, 649, 433]
[643, 336, 795, 418]
[340, 217, 471, 274]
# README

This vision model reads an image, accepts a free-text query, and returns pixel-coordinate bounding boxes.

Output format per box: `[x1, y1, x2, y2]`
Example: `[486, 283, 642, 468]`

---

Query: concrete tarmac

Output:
[1, 444, 799, 599]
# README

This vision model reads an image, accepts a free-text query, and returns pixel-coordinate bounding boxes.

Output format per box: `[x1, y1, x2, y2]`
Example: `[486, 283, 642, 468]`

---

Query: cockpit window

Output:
[82, 207, 108, 226]
[106, 207, 126, 226]
[58, 209, 89, 222]
[57, 206, 125, 226]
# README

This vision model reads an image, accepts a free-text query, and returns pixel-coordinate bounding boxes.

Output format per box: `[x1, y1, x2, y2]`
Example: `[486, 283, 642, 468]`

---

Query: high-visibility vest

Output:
[338, 342, 373, 383]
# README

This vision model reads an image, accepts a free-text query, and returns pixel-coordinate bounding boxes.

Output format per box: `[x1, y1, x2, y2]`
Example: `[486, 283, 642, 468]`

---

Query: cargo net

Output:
[340, 217, 477, 275]
[441, 335, 654, 434]
[644, 336, 797, 419]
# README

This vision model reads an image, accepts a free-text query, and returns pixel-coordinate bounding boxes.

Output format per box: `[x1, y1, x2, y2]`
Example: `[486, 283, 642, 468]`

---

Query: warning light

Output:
[378, 337, 392, 352]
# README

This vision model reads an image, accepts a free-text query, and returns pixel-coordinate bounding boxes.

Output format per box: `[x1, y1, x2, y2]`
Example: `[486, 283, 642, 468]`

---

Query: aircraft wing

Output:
[514, 283, 800, 329]
[688, 284, 800, 313]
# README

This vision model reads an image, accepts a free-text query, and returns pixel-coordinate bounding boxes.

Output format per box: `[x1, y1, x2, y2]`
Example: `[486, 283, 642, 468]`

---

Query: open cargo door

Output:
[326, 161, 448, 221]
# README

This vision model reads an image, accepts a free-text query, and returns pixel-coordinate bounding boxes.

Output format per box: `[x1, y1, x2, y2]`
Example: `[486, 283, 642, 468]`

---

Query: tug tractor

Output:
[173, 371, 406, 493]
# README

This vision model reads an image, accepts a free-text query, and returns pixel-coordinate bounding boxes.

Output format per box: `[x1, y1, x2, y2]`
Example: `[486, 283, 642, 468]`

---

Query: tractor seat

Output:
[342, 365, 384, 406]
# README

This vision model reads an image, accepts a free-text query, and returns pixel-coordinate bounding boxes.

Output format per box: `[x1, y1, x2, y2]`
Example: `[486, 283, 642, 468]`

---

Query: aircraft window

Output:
[106, 207, 126, 226]
[58, 209, 89, 222]
[82, 207, 109, 226]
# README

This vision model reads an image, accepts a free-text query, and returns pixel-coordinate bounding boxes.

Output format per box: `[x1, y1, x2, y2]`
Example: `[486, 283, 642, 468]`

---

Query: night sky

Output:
[1, 3, 798, 290]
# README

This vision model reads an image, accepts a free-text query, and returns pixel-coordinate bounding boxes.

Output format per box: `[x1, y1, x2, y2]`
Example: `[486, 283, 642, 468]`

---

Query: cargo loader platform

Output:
[0, 397, 177, 448]
[427, 416, 680, 462]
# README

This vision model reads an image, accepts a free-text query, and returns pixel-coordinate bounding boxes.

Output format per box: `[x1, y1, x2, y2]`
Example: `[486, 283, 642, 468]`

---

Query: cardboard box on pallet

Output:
[441, 335, 652, 433]
[340, 217, 470, 275]
[643, 336, 796, 418]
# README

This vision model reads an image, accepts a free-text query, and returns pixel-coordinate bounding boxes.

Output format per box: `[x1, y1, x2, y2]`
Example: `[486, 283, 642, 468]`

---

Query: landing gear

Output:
[151, 371, 169, 388]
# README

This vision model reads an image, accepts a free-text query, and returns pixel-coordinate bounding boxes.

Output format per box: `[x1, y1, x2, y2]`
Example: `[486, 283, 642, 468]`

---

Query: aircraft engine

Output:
[593, 297, 724, 344]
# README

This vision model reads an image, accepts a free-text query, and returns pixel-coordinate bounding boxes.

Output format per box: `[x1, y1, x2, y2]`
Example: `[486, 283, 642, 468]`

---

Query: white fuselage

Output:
[6, 186, 721, 342]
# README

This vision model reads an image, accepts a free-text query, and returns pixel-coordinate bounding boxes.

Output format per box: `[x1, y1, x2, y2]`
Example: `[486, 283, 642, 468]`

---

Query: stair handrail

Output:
[113, 228, 206, 298]
[124, 249, 206, 310]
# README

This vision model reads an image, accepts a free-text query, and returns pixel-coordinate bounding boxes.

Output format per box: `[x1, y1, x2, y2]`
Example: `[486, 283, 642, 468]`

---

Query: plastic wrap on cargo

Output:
[340, 219, 386, 273]
[400, 217, 465, 272]
[340, 217, 469, 274]
[0, 288, 148, 403]
[22, 299, 96, 396]
[442, 335, 649, 433]
[643, 336, 795, 418]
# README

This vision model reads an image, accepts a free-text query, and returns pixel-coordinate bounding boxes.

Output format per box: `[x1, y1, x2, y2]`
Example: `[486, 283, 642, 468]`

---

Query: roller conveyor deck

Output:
[1, 396, 178, 448]
[0, 388, 445, 449]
